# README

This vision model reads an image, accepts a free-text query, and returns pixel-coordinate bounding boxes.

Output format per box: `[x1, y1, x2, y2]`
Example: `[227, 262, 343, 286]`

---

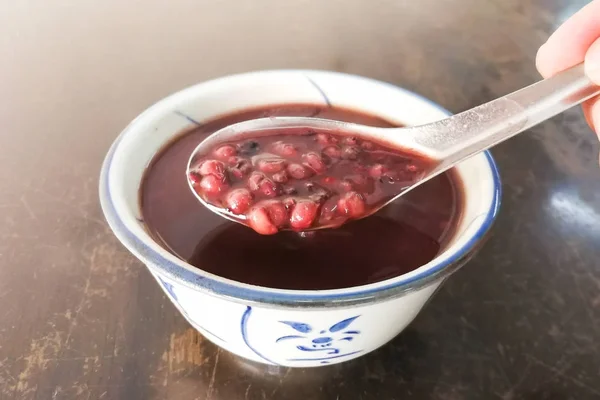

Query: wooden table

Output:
[1, 0, 599, 399]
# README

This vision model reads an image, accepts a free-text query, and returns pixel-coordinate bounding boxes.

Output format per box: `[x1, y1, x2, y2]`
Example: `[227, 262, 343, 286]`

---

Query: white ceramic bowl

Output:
[99, 70, 501, 368]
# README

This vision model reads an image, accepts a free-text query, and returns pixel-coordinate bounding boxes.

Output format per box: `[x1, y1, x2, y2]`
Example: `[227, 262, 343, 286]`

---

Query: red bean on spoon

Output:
[226, 188, 253, 215]
[290, 200, 319, 230]
[213, 145, 237, 160]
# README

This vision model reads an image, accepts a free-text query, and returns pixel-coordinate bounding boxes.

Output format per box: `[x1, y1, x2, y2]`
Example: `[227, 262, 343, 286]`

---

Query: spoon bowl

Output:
[187, 63, 599, 232]
[186, 116, 432, 230]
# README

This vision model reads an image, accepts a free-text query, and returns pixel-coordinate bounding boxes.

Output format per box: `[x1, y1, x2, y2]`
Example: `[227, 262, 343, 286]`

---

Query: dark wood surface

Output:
[1, 0, 599, 399]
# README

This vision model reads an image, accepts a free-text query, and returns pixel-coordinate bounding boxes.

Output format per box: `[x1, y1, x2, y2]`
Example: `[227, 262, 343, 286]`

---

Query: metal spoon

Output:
[187, 63, 599, 230]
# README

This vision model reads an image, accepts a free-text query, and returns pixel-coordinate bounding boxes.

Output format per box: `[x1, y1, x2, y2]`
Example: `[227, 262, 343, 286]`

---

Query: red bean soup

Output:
[140, 105, 464, 290]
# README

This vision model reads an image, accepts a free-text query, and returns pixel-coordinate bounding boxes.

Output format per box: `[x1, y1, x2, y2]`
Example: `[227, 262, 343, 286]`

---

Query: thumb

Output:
[584, 37, 600, 84]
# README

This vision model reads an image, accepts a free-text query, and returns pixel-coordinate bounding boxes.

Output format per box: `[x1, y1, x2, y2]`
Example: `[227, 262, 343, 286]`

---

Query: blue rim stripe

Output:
[99, 71, 502, 305]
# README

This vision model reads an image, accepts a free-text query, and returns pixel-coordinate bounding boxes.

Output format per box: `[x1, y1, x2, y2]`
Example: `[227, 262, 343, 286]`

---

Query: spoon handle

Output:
[412, 63, 600, 168]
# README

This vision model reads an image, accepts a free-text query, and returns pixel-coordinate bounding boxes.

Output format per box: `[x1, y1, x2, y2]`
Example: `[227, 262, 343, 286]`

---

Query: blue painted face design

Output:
[275, 316, 362, 363]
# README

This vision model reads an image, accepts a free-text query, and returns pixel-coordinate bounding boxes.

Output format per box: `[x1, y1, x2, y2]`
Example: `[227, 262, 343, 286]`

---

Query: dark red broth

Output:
[140, 105, 463, 290]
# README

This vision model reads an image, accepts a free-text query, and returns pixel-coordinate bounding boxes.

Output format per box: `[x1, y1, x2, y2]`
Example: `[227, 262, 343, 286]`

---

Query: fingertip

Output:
[582, 97, 600, 137]
[535, 0, 600, 79]
[535, 42, 552, 78]
[584, 37, 600, 85]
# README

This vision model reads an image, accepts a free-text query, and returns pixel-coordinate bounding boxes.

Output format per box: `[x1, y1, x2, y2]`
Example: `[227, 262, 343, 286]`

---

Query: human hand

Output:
[536, 0, 600, 137]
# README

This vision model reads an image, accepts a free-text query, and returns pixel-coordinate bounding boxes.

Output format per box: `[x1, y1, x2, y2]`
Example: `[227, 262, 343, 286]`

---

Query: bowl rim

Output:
[99, 69, 501, 308]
